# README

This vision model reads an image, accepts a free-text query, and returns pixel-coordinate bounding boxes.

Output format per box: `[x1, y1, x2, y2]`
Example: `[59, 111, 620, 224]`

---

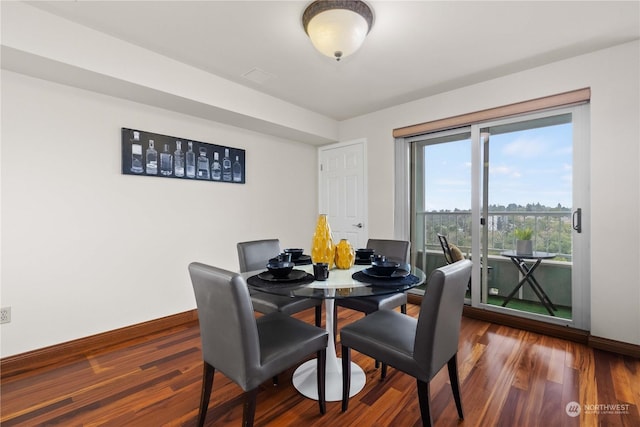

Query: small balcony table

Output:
[500, 251, 557, 316]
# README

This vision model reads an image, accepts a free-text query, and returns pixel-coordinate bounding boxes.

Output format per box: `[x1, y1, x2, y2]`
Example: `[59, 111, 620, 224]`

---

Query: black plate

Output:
[362, 267, 410, 279]
[269, 254, 312, 265]
[257, 269, 308, 282]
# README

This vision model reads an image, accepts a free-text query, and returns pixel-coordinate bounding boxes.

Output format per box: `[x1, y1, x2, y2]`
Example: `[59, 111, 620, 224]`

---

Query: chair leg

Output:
[242, 388, 258, 427]
[401, 303, 407, 314]
[317, 349, 326, 415]
[315, 304, 322, 328]
[416, 379, 433, 427]
[341, 345, 351, 412]
[272, 375, 278, 386]
[447, 353, 464, 420]
[197, 362, 215, 427]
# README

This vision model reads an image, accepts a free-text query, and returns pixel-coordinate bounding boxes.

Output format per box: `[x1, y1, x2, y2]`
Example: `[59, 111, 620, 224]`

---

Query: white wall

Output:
[0, 71, 318, 357]
[1, 1, 338, 145]
[1, 3, 637, 357]
[338, 40, 640, 346]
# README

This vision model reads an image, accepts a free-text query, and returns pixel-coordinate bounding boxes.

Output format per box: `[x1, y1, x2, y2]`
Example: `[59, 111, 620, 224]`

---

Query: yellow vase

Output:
[335, 239, 355, 269]
[311, 214, 335, 269]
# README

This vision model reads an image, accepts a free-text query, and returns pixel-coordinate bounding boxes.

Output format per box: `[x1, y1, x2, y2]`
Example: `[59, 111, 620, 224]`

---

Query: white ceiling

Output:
[24, 1, 640, 121]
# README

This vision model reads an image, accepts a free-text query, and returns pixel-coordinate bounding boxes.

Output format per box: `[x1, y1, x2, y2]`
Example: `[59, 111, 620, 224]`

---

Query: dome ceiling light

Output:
[302, 0, 374, 61]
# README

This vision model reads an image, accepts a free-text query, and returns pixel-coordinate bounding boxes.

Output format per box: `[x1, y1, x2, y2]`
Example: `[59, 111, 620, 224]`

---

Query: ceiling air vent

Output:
[241, 68, 276, 85]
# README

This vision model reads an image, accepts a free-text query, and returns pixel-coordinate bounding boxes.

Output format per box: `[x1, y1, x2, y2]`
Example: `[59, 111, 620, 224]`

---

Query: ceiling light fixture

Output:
[302, 0, 374, 61]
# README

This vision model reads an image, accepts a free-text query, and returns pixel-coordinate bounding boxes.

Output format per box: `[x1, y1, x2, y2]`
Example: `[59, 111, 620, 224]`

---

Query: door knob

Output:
[352, 223, 363, 228]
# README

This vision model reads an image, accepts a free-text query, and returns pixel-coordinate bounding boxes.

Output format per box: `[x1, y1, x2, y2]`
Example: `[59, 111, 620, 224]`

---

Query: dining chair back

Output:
[237, 239, 322, 327]
[237, 238, 280, 272]
[414, 261, 470, 380]
[367, 238, 411, 264]
[335, 238, 410, 326]
[189, 262, 328, 427]
[340, 259, 472, 427]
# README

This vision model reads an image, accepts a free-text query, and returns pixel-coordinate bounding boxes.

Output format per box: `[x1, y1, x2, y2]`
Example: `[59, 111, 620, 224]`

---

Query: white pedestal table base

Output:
[293, 287, 366, 401]
[292, 358, 365, 401]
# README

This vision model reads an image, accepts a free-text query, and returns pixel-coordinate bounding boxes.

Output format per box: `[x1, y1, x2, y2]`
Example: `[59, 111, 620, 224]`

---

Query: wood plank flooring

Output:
[2, 304, 639, 426]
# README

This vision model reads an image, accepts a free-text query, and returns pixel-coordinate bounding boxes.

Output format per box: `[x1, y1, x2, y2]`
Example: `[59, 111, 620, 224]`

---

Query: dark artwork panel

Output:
[121, 128, 245, 184]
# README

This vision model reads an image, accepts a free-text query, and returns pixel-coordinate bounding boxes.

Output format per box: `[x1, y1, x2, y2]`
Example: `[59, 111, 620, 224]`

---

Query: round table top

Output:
[243, 263, 426, 299]
[500, 250, 557, 260]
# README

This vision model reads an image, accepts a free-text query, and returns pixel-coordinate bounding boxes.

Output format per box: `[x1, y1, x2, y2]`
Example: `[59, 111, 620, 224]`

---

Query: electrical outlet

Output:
[0, 307, 11, 324]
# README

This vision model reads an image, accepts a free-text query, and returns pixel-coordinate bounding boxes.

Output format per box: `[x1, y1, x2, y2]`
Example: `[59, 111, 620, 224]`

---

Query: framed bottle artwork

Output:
[121, 127, 246, 184]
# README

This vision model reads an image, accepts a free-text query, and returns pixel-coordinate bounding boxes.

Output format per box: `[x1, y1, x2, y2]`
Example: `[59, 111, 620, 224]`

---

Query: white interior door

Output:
[319, 139, 367, 248]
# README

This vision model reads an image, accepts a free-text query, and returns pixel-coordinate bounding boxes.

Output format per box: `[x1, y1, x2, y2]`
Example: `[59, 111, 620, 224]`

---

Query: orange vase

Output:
[311, 214, 335, 268]
[335, 239, 355, 269]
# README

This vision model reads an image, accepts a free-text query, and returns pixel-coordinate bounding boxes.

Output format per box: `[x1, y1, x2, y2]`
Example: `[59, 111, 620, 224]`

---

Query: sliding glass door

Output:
[409, 105, 589, 329]
[478, 111, 575, 320]
[412, 129, 473, 298]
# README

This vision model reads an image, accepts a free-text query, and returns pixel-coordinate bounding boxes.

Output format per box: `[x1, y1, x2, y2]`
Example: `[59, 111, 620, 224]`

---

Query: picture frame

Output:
[121, 127, 245, 184]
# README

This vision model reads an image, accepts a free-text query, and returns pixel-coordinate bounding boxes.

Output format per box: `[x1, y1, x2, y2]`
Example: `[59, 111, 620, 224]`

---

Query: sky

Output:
[423, 122, 573, 211]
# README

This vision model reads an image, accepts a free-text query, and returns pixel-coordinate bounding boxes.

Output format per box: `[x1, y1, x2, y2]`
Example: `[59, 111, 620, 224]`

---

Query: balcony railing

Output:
[417, 210, 573, 261]
[415, 210, 573, 317]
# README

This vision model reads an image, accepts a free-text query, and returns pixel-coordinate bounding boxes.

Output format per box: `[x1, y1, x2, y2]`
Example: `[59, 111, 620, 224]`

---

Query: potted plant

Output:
[514, 227, 533, 255]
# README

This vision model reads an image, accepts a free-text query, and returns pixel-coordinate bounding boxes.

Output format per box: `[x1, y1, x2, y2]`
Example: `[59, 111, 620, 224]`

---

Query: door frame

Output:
[396, 104, 591, 330]
[318, 138, 368, 247]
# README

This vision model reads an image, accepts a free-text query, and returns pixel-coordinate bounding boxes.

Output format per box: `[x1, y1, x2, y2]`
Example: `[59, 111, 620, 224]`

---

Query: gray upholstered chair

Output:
[237, 239, 322, 327]
[340, 259, 472, 427]
[335, 239, 410, 330]
[189, 262, 328, 427]
[334, 239, 411, 374]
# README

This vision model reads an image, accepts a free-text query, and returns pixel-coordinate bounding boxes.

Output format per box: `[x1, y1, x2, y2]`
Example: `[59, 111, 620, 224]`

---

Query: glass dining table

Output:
[243, 263, 426, 401]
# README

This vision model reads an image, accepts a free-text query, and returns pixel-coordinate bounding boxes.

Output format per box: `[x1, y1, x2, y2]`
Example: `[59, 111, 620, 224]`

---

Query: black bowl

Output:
[284, 248, 304, 260]
[266, 261, 295, 278]
[370, 260, 400, 276]
[355, 248, 374, 259]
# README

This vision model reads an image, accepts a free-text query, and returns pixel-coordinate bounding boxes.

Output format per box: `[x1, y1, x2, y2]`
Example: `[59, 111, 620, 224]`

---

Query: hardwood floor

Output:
[2, 304, 639, 426]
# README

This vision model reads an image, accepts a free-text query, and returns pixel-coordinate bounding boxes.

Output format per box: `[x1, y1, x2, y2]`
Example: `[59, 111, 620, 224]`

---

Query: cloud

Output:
[502, 136, 547, 158]
[553, 146, 573, 156]
[490, 164, 521, 178]
[560, 173, 572, 184]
